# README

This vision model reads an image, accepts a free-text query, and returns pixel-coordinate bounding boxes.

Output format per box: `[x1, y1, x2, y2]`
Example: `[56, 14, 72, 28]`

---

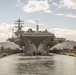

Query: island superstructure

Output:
[8, 19, 65, 55]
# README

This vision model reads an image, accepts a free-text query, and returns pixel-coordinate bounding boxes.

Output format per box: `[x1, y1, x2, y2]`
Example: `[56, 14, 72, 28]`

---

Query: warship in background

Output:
[8, 19, 65, 55]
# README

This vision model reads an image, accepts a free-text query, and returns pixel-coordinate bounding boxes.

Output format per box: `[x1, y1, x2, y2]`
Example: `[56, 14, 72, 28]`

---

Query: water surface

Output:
[0, 54, 76, 75]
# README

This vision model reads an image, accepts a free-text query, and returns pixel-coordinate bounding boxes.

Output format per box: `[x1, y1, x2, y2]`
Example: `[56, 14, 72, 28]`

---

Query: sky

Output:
[0, 0, 76, 42]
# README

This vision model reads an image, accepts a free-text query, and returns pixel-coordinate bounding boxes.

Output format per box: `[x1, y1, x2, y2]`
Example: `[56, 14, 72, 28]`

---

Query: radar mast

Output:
[14, 19, 24, 37]
[14, 18, 24, 31]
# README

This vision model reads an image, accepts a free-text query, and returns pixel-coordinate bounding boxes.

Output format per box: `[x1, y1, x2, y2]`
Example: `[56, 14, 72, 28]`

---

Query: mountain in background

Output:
[0, 42, 20, 50]
[51, 41, 76, 50]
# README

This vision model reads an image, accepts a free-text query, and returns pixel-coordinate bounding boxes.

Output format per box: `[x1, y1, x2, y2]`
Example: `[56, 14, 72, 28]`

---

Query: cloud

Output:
[16, 0, 24, 6]
[53, 0, 76, 9]
[26, 19, 44, 26]
[0, 23, 14, 42]
[21, 0, 52, 13]
[0, 23, 14, 33]
[55, 13, 76, 18]
[26, 19, 36, 24]
[52, 2, 58, 7]
[44, 9, 52, 13]
[0, 23, 24, 42]
[16, 0, 76, 19]
[17, 0, 21, 3]
[49, 28, 76, 41]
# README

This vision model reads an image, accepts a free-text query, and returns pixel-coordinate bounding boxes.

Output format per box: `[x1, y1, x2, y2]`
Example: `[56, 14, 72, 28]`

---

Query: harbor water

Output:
[0, 54, 76, 75]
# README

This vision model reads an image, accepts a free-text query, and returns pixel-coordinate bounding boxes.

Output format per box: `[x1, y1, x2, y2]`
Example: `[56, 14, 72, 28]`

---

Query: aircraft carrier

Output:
[8, 19, 65, 55]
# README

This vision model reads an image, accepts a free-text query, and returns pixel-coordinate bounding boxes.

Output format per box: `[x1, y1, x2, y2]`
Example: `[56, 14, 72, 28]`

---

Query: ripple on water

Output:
[0, 54, 76, 75]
